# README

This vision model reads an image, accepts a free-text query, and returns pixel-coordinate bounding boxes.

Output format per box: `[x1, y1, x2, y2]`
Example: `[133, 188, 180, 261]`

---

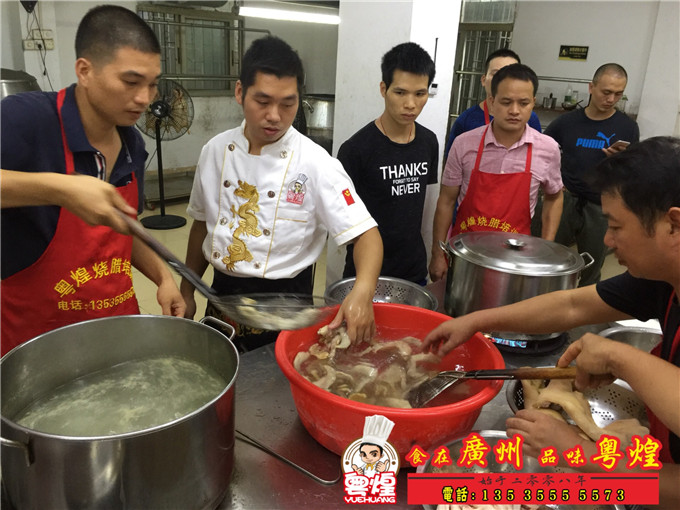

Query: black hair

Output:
[589, 136, 680, 234]
[381, 42, 436, 90]
[592, 63, 628, 84]
[359, 442, 384, 457]
[75, 5, 160, 64]
[239, 36, 304, 99]
[484, 48, 521, 73]
[490, 63, 538, 97]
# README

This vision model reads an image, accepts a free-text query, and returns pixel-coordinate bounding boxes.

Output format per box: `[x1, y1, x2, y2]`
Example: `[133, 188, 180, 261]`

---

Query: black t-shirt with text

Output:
[337, 121, 438, 283]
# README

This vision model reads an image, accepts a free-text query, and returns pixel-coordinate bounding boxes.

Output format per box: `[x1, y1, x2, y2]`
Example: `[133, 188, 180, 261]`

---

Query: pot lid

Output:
[449, 232, 585, 276]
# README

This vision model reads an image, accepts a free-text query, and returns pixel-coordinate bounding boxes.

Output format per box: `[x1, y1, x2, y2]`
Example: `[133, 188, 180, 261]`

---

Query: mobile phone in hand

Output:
[610, 140, 630, 150]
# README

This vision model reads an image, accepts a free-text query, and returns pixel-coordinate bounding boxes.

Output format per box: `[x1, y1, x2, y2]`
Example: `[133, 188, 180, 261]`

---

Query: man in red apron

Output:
[429, 63, 564, 282]
[425, 137, 680, 507]
[1, 5, 185, 356]
[442, 48, 543, 162]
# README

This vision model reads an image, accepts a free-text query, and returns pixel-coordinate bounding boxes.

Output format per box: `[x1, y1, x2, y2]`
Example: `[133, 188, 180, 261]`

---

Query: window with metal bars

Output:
[454, 26, 514, 113]
[448, 0, 517, 128]
[137, 3, 244, 95]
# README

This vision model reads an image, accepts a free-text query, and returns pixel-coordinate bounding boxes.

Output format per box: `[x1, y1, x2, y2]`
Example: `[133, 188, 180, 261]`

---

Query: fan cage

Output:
[137, 79, 194, 141]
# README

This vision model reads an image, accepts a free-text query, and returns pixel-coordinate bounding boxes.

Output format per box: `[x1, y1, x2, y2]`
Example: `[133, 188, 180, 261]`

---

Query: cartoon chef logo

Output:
[286, 173, 308, 205]
[342, 415, 399, 504]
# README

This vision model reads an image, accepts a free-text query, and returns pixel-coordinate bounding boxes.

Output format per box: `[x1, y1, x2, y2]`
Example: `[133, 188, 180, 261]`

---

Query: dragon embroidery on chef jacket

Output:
[224, 180, 262, 271]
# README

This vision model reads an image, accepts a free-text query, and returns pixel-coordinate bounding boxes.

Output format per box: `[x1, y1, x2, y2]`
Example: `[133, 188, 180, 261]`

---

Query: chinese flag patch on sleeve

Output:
[342, 188, 355, 205]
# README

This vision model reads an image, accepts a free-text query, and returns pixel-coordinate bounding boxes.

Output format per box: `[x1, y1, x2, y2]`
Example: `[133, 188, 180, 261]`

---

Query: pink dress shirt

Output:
[442, 123, 563, 215]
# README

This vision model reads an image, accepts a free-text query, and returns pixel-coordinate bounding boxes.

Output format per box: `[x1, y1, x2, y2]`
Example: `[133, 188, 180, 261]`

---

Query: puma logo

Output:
[597, 132, 616, 146]
[576, 131, 616, 149]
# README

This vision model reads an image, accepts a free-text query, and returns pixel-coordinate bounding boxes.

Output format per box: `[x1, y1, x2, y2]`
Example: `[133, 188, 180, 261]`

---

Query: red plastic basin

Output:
[275, 303, 504, 461]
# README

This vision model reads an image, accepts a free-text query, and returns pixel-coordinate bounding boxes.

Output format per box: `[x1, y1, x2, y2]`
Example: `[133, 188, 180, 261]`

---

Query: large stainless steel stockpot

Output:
[441, 232, 593, 340]
[302, 94, 334, 133]
[302, 94, 334, 153]
[1, 315, 238, 510]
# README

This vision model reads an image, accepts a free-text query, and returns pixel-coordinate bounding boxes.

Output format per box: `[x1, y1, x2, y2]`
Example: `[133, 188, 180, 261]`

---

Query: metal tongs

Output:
[407, 366, 577, 408]
[118, 211, 336, 330]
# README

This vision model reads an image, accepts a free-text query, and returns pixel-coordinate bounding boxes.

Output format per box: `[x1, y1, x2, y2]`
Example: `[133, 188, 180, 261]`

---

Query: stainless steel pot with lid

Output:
[442, 232, 593, 341]
[450, 232, 588, 276]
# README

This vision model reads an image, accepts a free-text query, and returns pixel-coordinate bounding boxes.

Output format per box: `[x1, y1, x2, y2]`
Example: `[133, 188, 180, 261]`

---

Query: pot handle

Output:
[199, 316, 236, 342]
[0, 436, 32, 467]
[504, 238, 527, 250]
[580, 252, 595, 270]
[439, 239, 456, 259]
[438, 240, 455, 267]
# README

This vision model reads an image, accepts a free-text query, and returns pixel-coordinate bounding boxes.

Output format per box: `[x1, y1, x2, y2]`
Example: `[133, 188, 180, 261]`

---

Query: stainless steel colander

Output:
[324, 276, 438, 310]
[506, 379, 648, 428]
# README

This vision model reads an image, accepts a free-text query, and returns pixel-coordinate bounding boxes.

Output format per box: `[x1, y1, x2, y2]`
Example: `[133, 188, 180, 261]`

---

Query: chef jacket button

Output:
[228, 143, 235, 151]
[267, 191, 275, 198]
[254, 262, 261, 269]
[280, 150, 287, 158]
[263, 228, 271, 236]
[219, 217, 227, 225]
[212, 251, 221, 259]
[223, 180, 231, 188]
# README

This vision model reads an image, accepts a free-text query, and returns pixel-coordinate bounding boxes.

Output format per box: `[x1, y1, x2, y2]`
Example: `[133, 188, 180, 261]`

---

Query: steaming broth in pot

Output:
[14, 356, 226, 436]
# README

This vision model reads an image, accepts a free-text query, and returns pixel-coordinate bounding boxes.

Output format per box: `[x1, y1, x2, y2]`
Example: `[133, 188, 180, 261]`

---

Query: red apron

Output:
[483, 99, 491, 125]
[647, 291, 680, 463]
[450, 124, 533, 237]
[1, 88, 140, 356]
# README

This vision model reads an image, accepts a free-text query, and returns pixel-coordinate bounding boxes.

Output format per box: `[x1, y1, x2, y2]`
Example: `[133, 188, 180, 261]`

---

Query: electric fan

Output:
[136, 78, 194, 229]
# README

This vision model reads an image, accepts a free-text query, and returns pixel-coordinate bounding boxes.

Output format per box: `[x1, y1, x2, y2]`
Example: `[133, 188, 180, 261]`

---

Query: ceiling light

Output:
[239, 4, 340, 25]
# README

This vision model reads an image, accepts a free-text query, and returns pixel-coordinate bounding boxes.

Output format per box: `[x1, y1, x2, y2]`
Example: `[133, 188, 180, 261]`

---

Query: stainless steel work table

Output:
[216, 316, 607, 509]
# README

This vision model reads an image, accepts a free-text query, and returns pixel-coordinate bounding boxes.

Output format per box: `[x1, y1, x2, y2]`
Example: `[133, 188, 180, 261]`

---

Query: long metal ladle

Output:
[408, 366, 578, 408]
[117, 211, 335, 330]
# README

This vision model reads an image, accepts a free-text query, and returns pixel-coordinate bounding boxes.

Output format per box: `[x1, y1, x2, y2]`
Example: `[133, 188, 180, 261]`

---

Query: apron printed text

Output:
[54, 257, 133, 297]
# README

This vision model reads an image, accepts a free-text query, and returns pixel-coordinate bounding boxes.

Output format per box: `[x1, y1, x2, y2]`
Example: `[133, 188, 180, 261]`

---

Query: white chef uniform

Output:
[188, 121, 377, 279]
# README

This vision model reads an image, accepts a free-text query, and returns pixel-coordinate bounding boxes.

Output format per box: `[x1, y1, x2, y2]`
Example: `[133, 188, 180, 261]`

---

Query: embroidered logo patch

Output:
[342, 188, 355, 206]
[286, 173, 308, 205]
